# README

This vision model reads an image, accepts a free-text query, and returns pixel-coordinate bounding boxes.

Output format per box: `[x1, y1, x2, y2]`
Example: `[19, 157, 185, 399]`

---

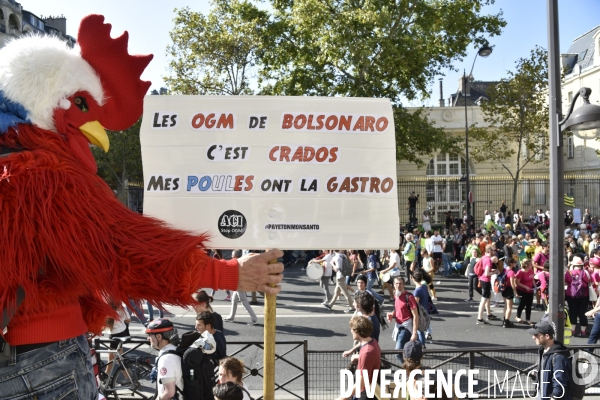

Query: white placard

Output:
[573, 208, 582, 224]
[140, 95, 399, 249]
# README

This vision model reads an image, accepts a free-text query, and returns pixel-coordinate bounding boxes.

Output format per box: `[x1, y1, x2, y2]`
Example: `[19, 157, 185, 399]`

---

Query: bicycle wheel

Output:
[108, 358, 156, 400]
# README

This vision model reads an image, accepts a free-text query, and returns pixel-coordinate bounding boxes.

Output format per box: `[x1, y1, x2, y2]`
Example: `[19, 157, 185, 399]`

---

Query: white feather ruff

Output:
[0, 35, 104, 131]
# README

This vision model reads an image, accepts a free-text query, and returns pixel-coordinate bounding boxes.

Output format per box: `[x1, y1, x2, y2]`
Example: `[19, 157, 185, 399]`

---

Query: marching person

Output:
[387, 276, 419, 363]
[324, 250, 355, 312]
[476, 245, 499, 325]
[528, 322, 572, 400]
[225, 250, 258, 325]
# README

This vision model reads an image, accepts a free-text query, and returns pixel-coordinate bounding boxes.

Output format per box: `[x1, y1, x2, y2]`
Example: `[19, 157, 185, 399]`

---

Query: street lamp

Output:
[547, 0, 600, 344]
[463, 44, 492, 239]
[562, 87, 600, 137]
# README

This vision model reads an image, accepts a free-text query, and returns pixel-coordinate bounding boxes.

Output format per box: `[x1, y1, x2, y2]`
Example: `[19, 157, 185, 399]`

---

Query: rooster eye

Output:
[74, 96, 89, 113]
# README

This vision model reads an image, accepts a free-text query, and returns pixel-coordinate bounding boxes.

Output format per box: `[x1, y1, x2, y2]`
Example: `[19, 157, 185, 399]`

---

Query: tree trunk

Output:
[512, 170, 520, 224]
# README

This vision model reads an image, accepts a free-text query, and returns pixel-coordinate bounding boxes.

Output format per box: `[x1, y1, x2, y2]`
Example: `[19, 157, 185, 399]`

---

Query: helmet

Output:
[145, 318, 174, 333]
[145, 318, 179, 343]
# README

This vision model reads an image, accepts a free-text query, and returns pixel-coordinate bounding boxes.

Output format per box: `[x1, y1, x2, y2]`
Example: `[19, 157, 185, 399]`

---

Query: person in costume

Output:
[0, 15, 283, 399]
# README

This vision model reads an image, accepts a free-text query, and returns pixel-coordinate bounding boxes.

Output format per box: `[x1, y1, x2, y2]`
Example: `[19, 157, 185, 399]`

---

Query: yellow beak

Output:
[79, 121, 109, 152]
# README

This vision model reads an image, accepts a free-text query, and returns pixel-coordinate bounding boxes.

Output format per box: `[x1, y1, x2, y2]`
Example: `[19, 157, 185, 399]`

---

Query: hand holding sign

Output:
[237, 249, 284, 294]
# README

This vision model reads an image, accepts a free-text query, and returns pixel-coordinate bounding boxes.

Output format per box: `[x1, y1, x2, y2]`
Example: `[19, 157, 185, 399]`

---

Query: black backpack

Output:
[162, 331, 217, 400]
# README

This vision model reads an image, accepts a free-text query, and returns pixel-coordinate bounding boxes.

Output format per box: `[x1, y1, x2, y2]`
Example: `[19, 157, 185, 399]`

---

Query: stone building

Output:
[0, 0, 75, 48]
[398, 25, 600, 226]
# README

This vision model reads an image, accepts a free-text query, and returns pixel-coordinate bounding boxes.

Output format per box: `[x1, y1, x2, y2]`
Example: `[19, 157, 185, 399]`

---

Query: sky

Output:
[19, 0, 600, 104]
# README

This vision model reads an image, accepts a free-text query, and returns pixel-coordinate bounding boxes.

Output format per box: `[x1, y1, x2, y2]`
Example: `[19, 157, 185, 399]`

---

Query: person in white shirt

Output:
[430, 230, 444, 275]
[378, 249, 402, 299]
[324, 250, 354, 312]
[146, 319, 183, 400]
[314, 250, 333, 304]
[484, 211, 491, 224]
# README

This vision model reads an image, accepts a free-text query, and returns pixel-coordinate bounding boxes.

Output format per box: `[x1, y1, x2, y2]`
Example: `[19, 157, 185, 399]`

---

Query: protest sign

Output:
[140, 96, 399, 249]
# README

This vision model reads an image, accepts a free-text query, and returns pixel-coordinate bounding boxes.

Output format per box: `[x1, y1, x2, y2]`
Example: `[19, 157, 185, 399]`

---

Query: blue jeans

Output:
[0, 335, 97, 400]
[395, 325, 412, 362]
[588, 314, 600, 349]
[442, 254, 451, 276]
[366, 276, 383, 303]
[147, 301, 163, 321]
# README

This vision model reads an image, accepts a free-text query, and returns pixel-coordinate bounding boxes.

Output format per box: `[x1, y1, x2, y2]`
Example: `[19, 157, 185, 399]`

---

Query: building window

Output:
[535, 137, 546, 161]
[425, 153, 469, 223]
[535, 180, 546, 205]
[523, 180, 530, 205]
[567, 135, 574, 158]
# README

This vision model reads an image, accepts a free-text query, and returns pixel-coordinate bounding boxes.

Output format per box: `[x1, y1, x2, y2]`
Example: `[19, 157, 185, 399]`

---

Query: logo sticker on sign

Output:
[218, 210, 247, 239]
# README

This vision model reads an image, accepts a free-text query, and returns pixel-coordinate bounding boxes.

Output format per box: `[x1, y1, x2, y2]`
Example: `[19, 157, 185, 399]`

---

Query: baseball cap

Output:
[527, 321, 555, 337]
[403, 340, 423, 361]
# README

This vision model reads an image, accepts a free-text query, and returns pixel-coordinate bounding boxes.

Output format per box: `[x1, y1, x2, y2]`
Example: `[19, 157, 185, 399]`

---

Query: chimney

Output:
[438, 78, 444, 107]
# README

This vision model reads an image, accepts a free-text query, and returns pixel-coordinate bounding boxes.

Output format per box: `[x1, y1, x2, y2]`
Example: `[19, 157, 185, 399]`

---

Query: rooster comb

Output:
[78, 15, 153, 131]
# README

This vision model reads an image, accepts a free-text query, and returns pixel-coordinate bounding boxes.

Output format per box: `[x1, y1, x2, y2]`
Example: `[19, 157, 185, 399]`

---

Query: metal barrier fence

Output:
[93, 338, 308, 400]
[307, 344, 600, 399]
[93, 338, 600, 399]
[397, 176, 600, 227]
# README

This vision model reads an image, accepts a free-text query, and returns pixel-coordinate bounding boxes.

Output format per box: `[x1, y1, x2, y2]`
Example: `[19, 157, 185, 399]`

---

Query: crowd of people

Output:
[101, 201, 600, 399]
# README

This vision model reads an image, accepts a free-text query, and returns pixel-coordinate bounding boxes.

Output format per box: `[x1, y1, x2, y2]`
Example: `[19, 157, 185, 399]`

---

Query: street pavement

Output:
[124, 261, 594, 351]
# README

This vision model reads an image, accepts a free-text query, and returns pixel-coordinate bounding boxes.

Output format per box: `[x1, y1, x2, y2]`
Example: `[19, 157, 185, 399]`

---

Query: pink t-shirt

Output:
[515, 269, 535, 293]
[505, 268, 516, 289]
[533, 253, 549, 271]
[479, 255, 492, 282]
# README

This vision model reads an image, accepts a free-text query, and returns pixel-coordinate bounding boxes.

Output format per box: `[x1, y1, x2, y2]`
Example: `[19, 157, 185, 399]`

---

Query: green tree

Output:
[469, 46, 550, 213]
[91, 118, 144, 202]
[257, 0, 506, 165]
[165, 1, 268, 95]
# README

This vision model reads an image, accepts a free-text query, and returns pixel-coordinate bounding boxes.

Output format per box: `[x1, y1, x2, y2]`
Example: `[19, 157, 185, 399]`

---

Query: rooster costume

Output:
[0, 15, 241, 396]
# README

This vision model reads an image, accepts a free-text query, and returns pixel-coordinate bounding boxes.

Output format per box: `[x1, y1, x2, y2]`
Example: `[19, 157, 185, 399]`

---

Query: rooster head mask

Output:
[0, 14, 153, 172]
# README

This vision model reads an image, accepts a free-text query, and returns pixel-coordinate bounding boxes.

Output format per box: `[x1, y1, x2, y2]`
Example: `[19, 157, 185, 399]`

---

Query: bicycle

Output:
[92, 336, 156, 400]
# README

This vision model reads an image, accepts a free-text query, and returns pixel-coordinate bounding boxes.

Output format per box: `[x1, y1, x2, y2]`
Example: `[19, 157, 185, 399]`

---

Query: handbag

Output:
[513, 296, 521, 305]
[590, 287, 598, 302]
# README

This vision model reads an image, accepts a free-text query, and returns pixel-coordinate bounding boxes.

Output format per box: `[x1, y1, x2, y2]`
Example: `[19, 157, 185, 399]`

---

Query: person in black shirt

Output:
[407, 192, 419, 223]
[500, 200, 508, 215]
[445, 212, 453, 231]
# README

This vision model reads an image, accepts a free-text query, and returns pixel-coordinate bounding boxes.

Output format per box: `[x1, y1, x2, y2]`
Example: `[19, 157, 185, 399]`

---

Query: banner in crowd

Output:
[140, 96, 399, 249]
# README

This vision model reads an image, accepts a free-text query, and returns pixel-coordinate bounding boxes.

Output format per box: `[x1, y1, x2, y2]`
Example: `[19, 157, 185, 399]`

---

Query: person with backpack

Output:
[565, 256, 592, 337]
[528, 321, 572, 400]
[146, 319, 183, 400]
[324, 250, 355, 312]
[386, 276, 419, 363]
[476, 245, 500, 325]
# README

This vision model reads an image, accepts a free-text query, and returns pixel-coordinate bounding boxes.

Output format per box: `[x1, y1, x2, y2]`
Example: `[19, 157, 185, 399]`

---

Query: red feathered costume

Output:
[0, 15, 238, 346]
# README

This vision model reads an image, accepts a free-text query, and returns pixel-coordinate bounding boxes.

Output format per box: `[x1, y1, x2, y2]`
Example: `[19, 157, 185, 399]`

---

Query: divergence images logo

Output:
[218, 210, 247, 239]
